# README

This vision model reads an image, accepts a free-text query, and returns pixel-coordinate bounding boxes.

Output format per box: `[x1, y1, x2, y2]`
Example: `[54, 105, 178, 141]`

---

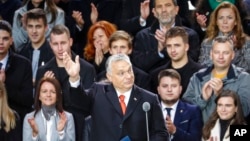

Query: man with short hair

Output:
[157, 69, 203, 141]
[19, 8, 54, 85]
[183, 36, 250, 123]
[132, 0, 200, 72]
[97, 30, 151, 90]
[64, 53, 168, 141]
[150, 26, 203, 96]
[0, 20, 33, 122]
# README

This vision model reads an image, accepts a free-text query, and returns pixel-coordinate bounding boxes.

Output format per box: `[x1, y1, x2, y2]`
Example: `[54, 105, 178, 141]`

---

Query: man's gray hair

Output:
[212, 36, 234, 50]
[106, 54, 132, 73]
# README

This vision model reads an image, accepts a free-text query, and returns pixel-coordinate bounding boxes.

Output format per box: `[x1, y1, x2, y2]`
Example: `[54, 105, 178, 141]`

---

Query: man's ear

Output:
[152, 8, 157, 18]
[106, 72, 112, 82]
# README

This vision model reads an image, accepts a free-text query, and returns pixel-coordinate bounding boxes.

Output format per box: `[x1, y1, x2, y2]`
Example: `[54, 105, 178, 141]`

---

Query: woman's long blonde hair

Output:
[0, 81, 16, 132]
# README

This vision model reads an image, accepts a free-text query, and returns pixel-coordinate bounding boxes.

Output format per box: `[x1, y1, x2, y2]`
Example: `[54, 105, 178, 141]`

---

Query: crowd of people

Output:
[1, 0, 250, 141]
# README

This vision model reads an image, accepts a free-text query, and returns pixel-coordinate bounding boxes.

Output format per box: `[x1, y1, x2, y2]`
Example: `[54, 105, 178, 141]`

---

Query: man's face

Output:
[109, 39, 132, 55]
[210, 41, 234, 70]
[157, 76, 182, 105]
[106, 60, 134, 93]
[166, 36, 188, 62]
[153, 0, 179, 25]
[0, 30, 12, 56]
[49, 32, 72, 60]
[26, 18, 47, 45]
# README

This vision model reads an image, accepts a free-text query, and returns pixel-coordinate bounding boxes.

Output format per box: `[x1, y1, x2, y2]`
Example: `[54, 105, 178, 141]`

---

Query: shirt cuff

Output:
[69, 79, 80, 88]
[139, 17, 146, 27]
[158, 52, 165, 58]
[201, 27, 207, 31]
[32, 135, 38, 140]
[58, 130, 65, 139]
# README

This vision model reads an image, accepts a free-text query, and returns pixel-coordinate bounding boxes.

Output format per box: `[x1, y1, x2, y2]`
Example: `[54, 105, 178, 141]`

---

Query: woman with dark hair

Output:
[198, 2, 250, 72]
[202, 89, 246, 141]
[0, 81, 22, 141]
[23, 77, 75, 141]
[12, 0, 65, 52]
[84, 20, 117, 74]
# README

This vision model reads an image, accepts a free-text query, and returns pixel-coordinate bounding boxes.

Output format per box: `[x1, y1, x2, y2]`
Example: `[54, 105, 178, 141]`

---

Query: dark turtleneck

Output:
[219, 118, 233, 141]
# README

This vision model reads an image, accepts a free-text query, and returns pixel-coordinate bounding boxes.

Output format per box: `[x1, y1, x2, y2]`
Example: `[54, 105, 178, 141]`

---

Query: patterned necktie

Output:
[119, 95, 126, 115]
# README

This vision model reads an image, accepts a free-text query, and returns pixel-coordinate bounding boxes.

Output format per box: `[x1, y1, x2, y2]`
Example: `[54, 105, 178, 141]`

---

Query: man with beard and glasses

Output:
[157, 69, 203, 141]
[132, 0, 200, 73]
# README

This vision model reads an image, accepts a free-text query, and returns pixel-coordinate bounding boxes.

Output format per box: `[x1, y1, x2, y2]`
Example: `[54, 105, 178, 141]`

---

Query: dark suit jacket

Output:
[19, 40, 54, 68]
[119, 0, 155, 36]
[35, 52, 96, 141]
[132, 19, 200, 72]
[170, 100, 203, 141]
[5, 51, 33, 121]
[71, 82, 168, 141]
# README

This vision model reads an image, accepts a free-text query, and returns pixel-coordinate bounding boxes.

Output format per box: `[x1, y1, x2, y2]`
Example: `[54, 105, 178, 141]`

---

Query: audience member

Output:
[35, 24, 95, 141]
[150, 26, 203, 96]
[119, 0, 155, 36]
[0, 20, 33, 123]
[202, 89, 246, 141]
[132, 0, 200, 73]
[23, 77, 75, 141]
[64, 0, 97, 57]
[64, 53, 168, 140]
[192, 0, 250, 42]
[97, 30, 151, 90]
[19, 8, 54, 85]
[0, 0, 21, 25]
[198, 2, 250, 72]
[157, 69, 203, 141]
[84, 20, 117, 74]
[93, 0, 123, 26]
[0, 81, 22, 141]
[183, 36, 250, 123]
[12, 0, 65, 52]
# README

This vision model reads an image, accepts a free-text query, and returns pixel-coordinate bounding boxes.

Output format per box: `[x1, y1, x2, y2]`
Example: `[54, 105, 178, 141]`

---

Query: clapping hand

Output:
[28, 117, 39, 137]
[57, 112, 67, 132]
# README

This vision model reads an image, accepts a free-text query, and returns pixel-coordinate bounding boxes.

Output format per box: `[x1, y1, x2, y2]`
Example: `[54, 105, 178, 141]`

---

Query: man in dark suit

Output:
[132, 0, 200, 73]
[63, 53, 168, 141]
[0, 20, 33, 123]
[35, 24, 96, 141]
[157, 69, 203, 141]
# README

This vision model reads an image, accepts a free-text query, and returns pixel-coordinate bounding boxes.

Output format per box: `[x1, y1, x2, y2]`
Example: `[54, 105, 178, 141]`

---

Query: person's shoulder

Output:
[183, 26, 198, 35]
[24, 111, 36, 118]
[10, 52, 31, 64]
[79, 57, 95, 68]
[64, 111, 73, 118]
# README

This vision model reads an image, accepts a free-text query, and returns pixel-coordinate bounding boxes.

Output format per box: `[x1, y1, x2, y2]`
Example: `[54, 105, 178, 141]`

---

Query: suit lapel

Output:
[106, 85, 124, 115]
[174, 101, 185, 125]
[124, 86, 142, 120]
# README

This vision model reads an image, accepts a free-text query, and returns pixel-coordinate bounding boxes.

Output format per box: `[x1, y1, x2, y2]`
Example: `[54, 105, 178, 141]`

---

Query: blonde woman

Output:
[0, 81, 22, 141]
